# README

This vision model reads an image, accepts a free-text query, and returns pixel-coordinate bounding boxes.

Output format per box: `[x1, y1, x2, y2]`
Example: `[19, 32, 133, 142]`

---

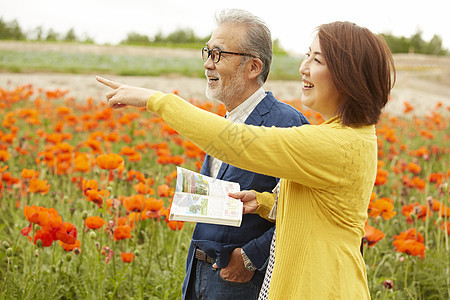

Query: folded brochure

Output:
[169, 167, 243, 227]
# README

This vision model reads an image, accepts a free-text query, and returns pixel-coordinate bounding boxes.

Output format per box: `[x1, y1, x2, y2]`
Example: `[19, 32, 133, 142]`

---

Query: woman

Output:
[97, 21, 395, 299]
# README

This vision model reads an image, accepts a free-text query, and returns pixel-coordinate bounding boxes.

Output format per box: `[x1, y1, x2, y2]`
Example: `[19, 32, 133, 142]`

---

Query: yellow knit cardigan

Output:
[147, 92, 375, 299]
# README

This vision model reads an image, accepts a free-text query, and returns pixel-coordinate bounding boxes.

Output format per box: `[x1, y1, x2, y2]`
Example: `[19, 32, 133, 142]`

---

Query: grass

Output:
[0, 45, 302, 80]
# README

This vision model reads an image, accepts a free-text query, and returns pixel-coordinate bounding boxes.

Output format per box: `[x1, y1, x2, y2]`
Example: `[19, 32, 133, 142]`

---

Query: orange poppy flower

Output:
[364, 224, 385, 247]
[401, 203, 429, 223]
[0, 150, 10, 162]
[82, 179, 99, 196]
[23, 205, 62, 229]
[145, 198, 164, 212]
[167, 220, 184, 231]
[126, 170, 146, 182]
[392, 239, 426, 259]
[85, 216, 106, 230]
[408, 162, 422, 175]
[86, 189, 110, 207]
[74, 154, 91, 173]
[96, 153, 124, 170]
[119, 146, 137, 156]
[59, 239, 81, 252]
[24, 206, 50, 228]
[121, 252, 134, 263]
[28, 178, 51, 194]
[374, 168, 388, 186]
[21, 168, 38, 179]
[158, 184, 174, 198]
[369, 198, 397, 220]
[123, 194, 146, 212]
[133, 181, 155, 195]
[393, 228, 424, 243]
[114, 225, 132, 241]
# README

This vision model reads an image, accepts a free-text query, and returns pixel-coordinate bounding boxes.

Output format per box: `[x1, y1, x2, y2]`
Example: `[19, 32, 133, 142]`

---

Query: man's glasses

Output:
[202, 46, 257, 63]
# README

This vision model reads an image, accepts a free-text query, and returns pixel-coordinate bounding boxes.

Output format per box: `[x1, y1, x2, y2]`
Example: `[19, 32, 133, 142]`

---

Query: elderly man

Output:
[182, 9, 309, 299]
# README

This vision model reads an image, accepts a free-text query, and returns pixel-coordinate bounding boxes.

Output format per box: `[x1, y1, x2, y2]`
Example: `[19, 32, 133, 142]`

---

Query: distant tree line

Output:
[0, 18, 94, 43]
[0, 17, 448, 55]
[381, 31, 448, 55]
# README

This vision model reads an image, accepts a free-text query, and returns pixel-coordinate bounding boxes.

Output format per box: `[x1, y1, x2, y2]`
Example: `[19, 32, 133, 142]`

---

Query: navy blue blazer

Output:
[182, 91, 309, 295]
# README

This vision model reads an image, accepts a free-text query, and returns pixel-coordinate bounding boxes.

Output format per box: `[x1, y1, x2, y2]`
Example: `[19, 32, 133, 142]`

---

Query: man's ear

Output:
[247, 58, 263, 80]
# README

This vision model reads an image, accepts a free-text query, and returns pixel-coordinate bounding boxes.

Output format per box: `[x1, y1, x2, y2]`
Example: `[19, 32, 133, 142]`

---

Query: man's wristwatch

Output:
[241, 248, 257, 271]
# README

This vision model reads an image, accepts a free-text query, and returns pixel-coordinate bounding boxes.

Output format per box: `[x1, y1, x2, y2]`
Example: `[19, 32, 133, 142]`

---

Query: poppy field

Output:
[0, 84, 448, 299]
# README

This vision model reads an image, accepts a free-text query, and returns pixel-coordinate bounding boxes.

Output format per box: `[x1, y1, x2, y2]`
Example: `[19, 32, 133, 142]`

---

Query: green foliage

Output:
[121, 32, 151, 45]
[382, 30, 448, 55]
[0, 18, 25, 40]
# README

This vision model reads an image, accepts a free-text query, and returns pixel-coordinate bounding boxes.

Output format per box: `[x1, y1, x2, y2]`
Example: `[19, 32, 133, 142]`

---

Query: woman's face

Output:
[299, 37, 343, 120]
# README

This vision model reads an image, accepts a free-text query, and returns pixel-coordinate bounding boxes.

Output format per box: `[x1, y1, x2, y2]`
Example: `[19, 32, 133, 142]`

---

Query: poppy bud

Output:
[2, 241, 10, 249]
[89, 231, 97, 240]
[134, 249, 140, 257]
[6, 247, 13, 257]
[82, 211, 88, 220]
[36, 239, 43, 248]
[66, 253, 72, 262]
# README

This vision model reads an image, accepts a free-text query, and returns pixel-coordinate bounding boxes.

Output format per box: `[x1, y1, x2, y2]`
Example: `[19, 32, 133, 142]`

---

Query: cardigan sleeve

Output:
[147, 92, 350, 190]
[254, 191, 277, 222]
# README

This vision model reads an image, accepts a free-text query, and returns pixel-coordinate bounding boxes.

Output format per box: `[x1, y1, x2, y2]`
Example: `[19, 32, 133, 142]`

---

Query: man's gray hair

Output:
[215, 9, 272, 85]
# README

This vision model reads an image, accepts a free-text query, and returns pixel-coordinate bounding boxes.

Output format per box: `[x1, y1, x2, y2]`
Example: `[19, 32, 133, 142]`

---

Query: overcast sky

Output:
[2, 0, 449, 54]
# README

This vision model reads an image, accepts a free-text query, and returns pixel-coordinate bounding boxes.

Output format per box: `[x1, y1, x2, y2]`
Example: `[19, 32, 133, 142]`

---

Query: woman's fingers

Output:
[96, 76, 121, 89]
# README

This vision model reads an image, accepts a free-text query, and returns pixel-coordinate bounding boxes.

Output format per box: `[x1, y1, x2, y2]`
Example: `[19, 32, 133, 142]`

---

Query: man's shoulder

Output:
[262, 92, 309, 125]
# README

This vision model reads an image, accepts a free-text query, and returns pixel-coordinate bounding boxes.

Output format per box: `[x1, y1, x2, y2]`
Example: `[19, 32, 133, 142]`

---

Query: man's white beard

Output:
[205, 65, 246, 108]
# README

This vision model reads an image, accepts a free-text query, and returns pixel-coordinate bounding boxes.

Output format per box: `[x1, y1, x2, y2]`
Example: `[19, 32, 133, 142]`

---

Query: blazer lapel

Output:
[243, 92, 275, 126]
[200, 153, 211, 176]
[216, 93, 276, 179]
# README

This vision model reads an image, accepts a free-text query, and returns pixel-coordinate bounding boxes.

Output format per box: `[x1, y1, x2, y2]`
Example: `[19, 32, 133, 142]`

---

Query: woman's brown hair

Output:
[317, 21, 396, 126]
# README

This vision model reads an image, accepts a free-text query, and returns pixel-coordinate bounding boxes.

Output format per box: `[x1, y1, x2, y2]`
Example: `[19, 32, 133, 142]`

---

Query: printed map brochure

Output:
[169, 167, 243, 227]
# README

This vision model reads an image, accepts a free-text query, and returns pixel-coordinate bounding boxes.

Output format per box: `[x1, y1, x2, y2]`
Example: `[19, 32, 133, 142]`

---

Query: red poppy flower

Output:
[392, 239, 426, 259]
[121, 252, 134, 263]
[54, 222, 78, 245]
[33, 228, 54, 247]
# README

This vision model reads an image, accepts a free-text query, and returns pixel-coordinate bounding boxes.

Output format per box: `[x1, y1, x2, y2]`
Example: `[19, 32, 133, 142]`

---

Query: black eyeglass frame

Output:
[202, 46, 257, 63]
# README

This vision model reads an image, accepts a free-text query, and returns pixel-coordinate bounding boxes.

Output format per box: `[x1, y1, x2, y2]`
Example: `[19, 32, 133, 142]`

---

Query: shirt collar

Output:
[226, 87, 266, 123]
